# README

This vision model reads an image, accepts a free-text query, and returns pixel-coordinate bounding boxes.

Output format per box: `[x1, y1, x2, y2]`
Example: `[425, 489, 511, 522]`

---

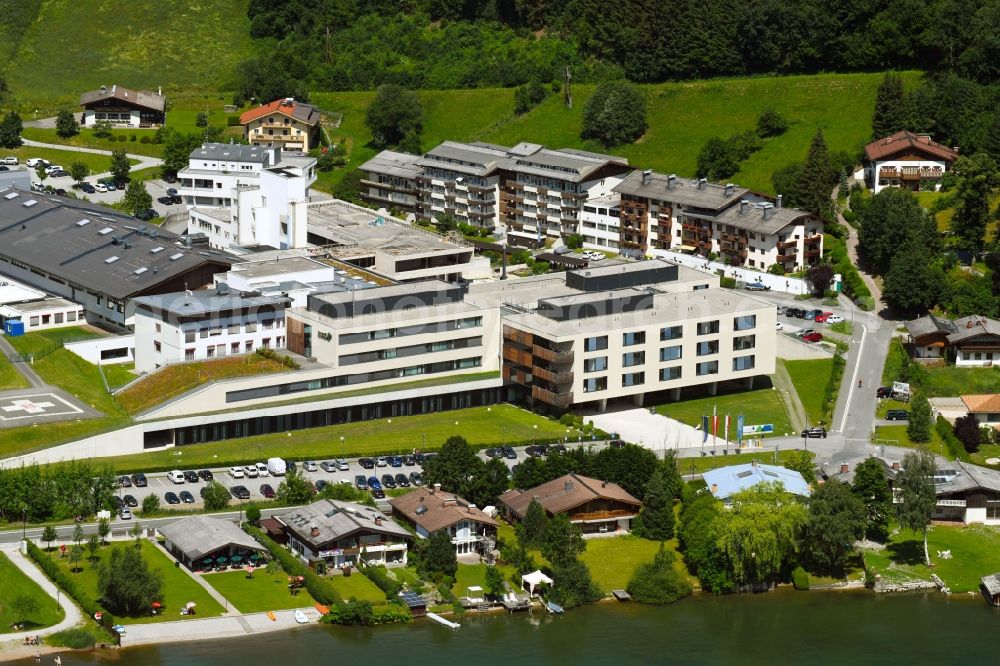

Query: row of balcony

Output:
[879, 167, 944, 180]
[532, 385, 573, 408]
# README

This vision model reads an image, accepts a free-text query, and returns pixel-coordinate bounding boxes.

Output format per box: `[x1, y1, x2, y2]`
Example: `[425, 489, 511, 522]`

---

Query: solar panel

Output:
[735, 470, 753, 479]
[763, 470, 779, 478]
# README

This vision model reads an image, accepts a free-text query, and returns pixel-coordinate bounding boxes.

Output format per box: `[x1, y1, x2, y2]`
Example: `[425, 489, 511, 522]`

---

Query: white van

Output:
[267, 457, 287, 476]
[167, 470, 185, 484]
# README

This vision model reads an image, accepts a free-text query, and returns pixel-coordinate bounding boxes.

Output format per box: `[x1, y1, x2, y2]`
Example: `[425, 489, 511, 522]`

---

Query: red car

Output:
[814, 312, 833, 323]
[259, 483, 275, 498]
[802, 332, 823, 343]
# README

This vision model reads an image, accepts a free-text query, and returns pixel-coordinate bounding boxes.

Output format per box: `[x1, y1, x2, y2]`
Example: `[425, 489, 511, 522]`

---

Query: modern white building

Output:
[863, 131, 959, 194]
[132, 286, 291, 373]
[182, 143, 316, 250]
[0, 298, 86, 333]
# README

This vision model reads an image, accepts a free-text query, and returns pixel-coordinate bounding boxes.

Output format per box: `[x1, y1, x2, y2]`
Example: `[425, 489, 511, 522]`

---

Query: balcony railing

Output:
[532, 385, 573, 407]
[503, 326, 533, 346]
[502, 346, 533, 366]
[936, 499, 967, 507]
[532, 365, 574, 385]
[570, 509, 637, 522]
[532, 345, 574, 365]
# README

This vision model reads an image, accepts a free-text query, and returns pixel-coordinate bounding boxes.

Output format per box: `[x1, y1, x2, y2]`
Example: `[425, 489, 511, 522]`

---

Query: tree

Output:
[86, 533, 101, 561]
[591, 444, 658, 500]
[954, 413, 983, 452]
[196, 112, 209, 127]
[696, 137, 738, 181]
[872, 73, 908, 139]
[514, 81, 547, 115]
[633, 467, 675, 541]
[122, 181, 153, 217]
[485, 564, 506, 599]
[421, 530, 457, 580]
[97, 545, 163, 616]
[92, 119, 113, 140]
[564, 233, 583, 250]
[202, 481, 232, 511]
[69, 161, 89, 184]
[895, 448, 936, 565]
[542, 513, 586, 566]
[858, 187, 936, 275]
[756, 107, 788, 138]
[35, 164, 48, 186]
[0, 111, 23, 148]
[548, 558, 602, 609]
[781, 449, 816, 484]
[68, 544, 83, 572]
[317, 151, 335, 172]
[800, 481, 865, 575]
[907, 392, 932, 443]
[852, 457, 892, 542]
[793, 130, 835, 219]
[245, 505, 261, 524]
[580, 81, 647, 146]
[883, 240, 944, 314]
[626, 544, 692, 604]
[11, 595, 39, 625]
[275, 471, 314, 505]
[807, 263, 835, 297]
[141, 493, 160, 514]
[717, 483, 808, 587]
[41, 525, 57, 551]
[130, 521, 143, 549]
[72, 522, 84, 547]
[520, 499, 549, 549]
[950, 153, 998, 253]
[365, 84, 423, 149]
[160, 129, 203, 177]
[110, 149, 131, 185]
[56, 109, 79, 138]
[771, 163, 802, 203]
[97, 517, 111, 544]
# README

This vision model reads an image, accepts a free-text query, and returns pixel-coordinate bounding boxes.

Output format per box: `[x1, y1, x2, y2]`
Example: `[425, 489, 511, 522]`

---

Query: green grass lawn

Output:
[674, 448, 813, 475]
[103, 404, 578, 473]
[451, 562, 516, 598]
[655, 384, 793, 438]
[6, 1, 254, 113]
[0, 551, 64, 632]
[329, 573, 387, 603]
[0, 146, 138, 176]
[7, 326, 105, 357]
[970, 443, 1000, 469]
[918, 364, 1000, 398]
[783, 358, 835, 426]
[203, 569, 316, 613]
[872, 424, 946, 456]
[102, 363, 137, 390]
[53, 541, 225, 623]
[0, 356, 28, 390]
[829, 321, 854, 336]
[578, 535, 682, 593]
[22, 127, 165, 159]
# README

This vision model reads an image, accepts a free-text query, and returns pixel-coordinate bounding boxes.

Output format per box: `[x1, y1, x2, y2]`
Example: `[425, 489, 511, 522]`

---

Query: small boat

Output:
[426, 612, 461, 629]
[544, 600, 564, 614]
[294, 610, 309, 624]
[266, 611, 276, 621]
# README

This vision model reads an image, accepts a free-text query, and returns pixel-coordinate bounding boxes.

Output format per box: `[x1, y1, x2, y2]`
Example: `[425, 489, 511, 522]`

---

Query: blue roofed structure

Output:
[702, 460, 810, 503]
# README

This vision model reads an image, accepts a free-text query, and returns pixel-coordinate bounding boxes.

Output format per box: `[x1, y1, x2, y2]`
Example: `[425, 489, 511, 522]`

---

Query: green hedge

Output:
[825, 235, 874, 311]
[242, 524, 341, 605]
[362, 564, 401, 599]
[792, 566, 810, 590]
[936, 415, 971, 462]
[26, 542, 115, 638]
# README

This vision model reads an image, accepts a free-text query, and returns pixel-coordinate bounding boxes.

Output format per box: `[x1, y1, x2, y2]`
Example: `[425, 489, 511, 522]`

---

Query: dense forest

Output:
[238, 0, 1000, 96]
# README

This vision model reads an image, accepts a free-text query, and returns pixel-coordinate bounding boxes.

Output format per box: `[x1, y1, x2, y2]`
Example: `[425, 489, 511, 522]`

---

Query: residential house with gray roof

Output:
[904, 314, 1000, 366]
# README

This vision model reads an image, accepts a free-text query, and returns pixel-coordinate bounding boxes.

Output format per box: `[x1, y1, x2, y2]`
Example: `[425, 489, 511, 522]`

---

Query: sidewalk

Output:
[0, 545, 83, 643]
[149, 540, 240, 616]
[120, 607, 321, 647]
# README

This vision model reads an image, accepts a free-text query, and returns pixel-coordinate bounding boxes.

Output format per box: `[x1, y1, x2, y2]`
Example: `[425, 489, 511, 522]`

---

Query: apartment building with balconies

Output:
[239, 98, 321, 152]
[358, 150, 423, 215]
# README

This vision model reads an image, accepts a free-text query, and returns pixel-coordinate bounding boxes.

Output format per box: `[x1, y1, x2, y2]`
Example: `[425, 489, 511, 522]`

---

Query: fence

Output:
[650, 250, 813, 295]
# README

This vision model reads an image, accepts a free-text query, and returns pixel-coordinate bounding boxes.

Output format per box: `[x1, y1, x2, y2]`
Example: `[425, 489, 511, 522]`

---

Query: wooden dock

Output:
[611, 589, 631, 601]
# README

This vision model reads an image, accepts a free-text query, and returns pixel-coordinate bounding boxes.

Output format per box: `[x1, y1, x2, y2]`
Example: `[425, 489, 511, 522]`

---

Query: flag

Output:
[737, 414, 744, 445]
[701, 415, 709, 443]
[724, 414, 730, 443]
[711, 405, 718, 445]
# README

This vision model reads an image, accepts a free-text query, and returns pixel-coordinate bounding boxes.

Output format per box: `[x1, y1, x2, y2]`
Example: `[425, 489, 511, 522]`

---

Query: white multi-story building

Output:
[132, 286, 290, 373]
[182, 143, 316, 250]
[863, 131, 959, 194]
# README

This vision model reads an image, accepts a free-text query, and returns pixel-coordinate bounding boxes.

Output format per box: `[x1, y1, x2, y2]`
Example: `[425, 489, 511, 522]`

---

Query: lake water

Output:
[18, 590, 1000, 665]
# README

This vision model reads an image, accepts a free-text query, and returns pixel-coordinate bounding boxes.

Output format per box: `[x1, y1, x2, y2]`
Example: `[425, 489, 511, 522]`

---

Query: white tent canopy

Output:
[522, 570, 554, 596]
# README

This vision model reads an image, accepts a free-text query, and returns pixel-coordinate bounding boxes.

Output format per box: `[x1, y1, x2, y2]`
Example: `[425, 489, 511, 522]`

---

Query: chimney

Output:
[111, 84, 116, 95]
[564, 480, 574, 492]
[739, 199, 749, 216]
[697, 178, 707, 190]
[711, 483, 718, 495]
[310, 523, 320, 538]
[953, 146, 960, 155]
[667, 174, 676, 191]
[641, 169, 652, 186]
[775, 194, 782, 209]
[892, 461, 900, 471]
[724, 183, 734, 196]
[840, 463, 849, 474]
[751, 459, 758, 468]
[374, 516, 382, 526]
[601, 481, 607, 488]
[763, 207, 771, 221]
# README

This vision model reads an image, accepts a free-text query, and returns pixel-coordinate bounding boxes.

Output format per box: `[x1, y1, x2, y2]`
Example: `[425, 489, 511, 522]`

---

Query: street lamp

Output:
[340, 436, 345, 460]
[21, 502, 27, 540]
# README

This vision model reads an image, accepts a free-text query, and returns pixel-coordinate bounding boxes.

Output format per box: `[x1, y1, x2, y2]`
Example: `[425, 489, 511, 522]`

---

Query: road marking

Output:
[839, 322, 867, 433]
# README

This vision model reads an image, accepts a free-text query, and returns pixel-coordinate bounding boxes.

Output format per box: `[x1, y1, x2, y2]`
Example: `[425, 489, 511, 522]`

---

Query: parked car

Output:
[198, 469, 214, 482]
[320, 460, 338, 473]
[119, 507, 132, 520]
[315, 479, 329, 492]
[788, 308, 805, 318]
[80, 183, 96, 194]
[550, 444, 567, 455]
[876, 387, 893, 399]
[526, 445, 545, 458]
[179, 490, 195, 504]
[228, 466, 245, 479]
[410, 472, 424, 486]
[886, 410, 910, 421]
[338, 459, 350, 471]
[166, 187, 179, 197]
[359, 458, 376, 469]
[183, 470, 199, 483]
[26, 158, 49, 168]
[502, 446, 517, 459]
[403, 455, 416, 466]
[302, 460, 318, 472]
[243, 465, 259, 478]
[164, 491, 180, 505]
[118, 475, 132, 488]
[395, 473, 410, 487]
[134, 208, 157, 221]
[354, 475, 368, 490]
[48, 169, 69, 178]
[801, 426, 827, 438]
[230, 485, 251, 500]
[609, 439, 626, 448]
[260, 483, 275, 498]
[131, 472, 148, 487]
[45, 164, 64, 174]
[814, 312, 832, 323]
[744, 282, 770, 291]
[802, 332, 823, 343]
[255, 462, 269, 477]
[827, 315, 845, 324]
[797, 328, 816, 338]
[367, 476, 383, 491]
[375, 456, 388, 467]
[484, 448, 500, 459]
[802, 310, 820, 320]
[414, 453, 426, 465]
[381, 474, 397, 489]
[95, 183, 108, 193]
[157, 195, 174, 205]
[776, 322, 784, 331]
[123, 494, 138, 508]
[117, 181, 127, 191]
[371, 487, 385, 499]
[389, 456, 403, 468]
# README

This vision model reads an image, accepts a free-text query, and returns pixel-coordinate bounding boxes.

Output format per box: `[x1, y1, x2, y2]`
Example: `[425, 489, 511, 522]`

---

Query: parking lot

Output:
[27, 165, 186, 220]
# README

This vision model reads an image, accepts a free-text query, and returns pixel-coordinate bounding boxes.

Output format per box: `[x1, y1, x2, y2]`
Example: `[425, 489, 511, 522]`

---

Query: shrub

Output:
[842, 209, 857, 223]
[242, 525, 341, 605]
[47, 627, 98, 649]
[26, 542, 111, 637]
[936, 416, 971, 462]
[362, 564, 401, 598]
[953, 413, 982, 453]
[372, 604, 412, 624]
[756, 108, 789, 138]
[720, 276, 737, 289]
[324, 599, 374, 625]
[140, 136, 151, 144]
[791, 566, 810, 590]
[130, 134, 137, 142]
[227, 116, 241, 127]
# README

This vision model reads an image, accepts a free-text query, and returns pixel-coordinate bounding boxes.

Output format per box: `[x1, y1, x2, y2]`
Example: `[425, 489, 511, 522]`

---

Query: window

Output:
[622, 371, 645, 387]
[660, 345, 682, 362]
[697, 320, 720, 335]
[733, 334, 756, 351]
[660, 325, 682, 341]
[583, 377, 607, 393]
[246, 323, 258, 333]
[185, 348, 195, 361]
[185, 331, 195, 343]
[378, 349, 397, 360]
[262, 319, 274, 330]
[584, 357, 607, 373]
[585, 336, 608, 352]
[622, 351, 645, 367]
[660, 366, 682, 381]
[696, 361, 719, 376]
[153, 341, 161, 353]
[231, 342, 240, 354]
[29, 316, 39, 326]
[245, 341, 253, 352]
[228, 324, 240, 334]
[733, 355, 756, 371]
[154, 322, 161, 333]
[199, 327, 209, 339]
[67, 311, 77, 322]
[206, 346, 215, 358]
[697, 340, 719, 356]
[623, 331, 646, 346]
[734, 315, 757, 331]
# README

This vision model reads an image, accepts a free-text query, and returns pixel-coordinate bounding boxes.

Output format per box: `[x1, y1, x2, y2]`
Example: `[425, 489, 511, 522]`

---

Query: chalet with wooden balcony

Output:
[240, 98, 321, 152]
[905, 314, 1000, 366]
[863, 131, 959, 194]
[79, 84, 166, 127]
[499, 473, 642, 535]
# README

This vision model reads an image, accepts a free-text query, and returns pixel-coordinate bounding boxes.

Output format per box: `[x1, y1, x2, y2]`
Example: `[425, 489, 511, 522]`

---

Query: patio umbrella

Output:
[201, 557, 214, 566]
[231, 555, 243, 564]
[151, 602, 162, 609]
[216, 556, 228, 565]
[186, 602, 196, 609]
[249, 553, 261, 561]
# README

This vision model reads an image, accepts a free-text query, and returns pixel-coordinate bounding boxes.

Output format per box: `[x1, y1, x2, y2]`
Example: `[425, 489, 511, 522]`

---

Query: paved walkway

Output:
[120, 607, 321, 647]
[149, 540, 240, 617]
[773, 361, 809, 432]
[0, 546, 83, 643]
[21, 137, 163, 174]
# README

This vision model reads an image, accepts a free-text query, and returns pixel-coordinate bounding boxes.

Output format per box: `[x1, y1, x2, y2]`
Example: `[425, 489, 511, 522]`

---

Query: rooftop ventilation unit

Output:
[104, 256, 119, 264]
